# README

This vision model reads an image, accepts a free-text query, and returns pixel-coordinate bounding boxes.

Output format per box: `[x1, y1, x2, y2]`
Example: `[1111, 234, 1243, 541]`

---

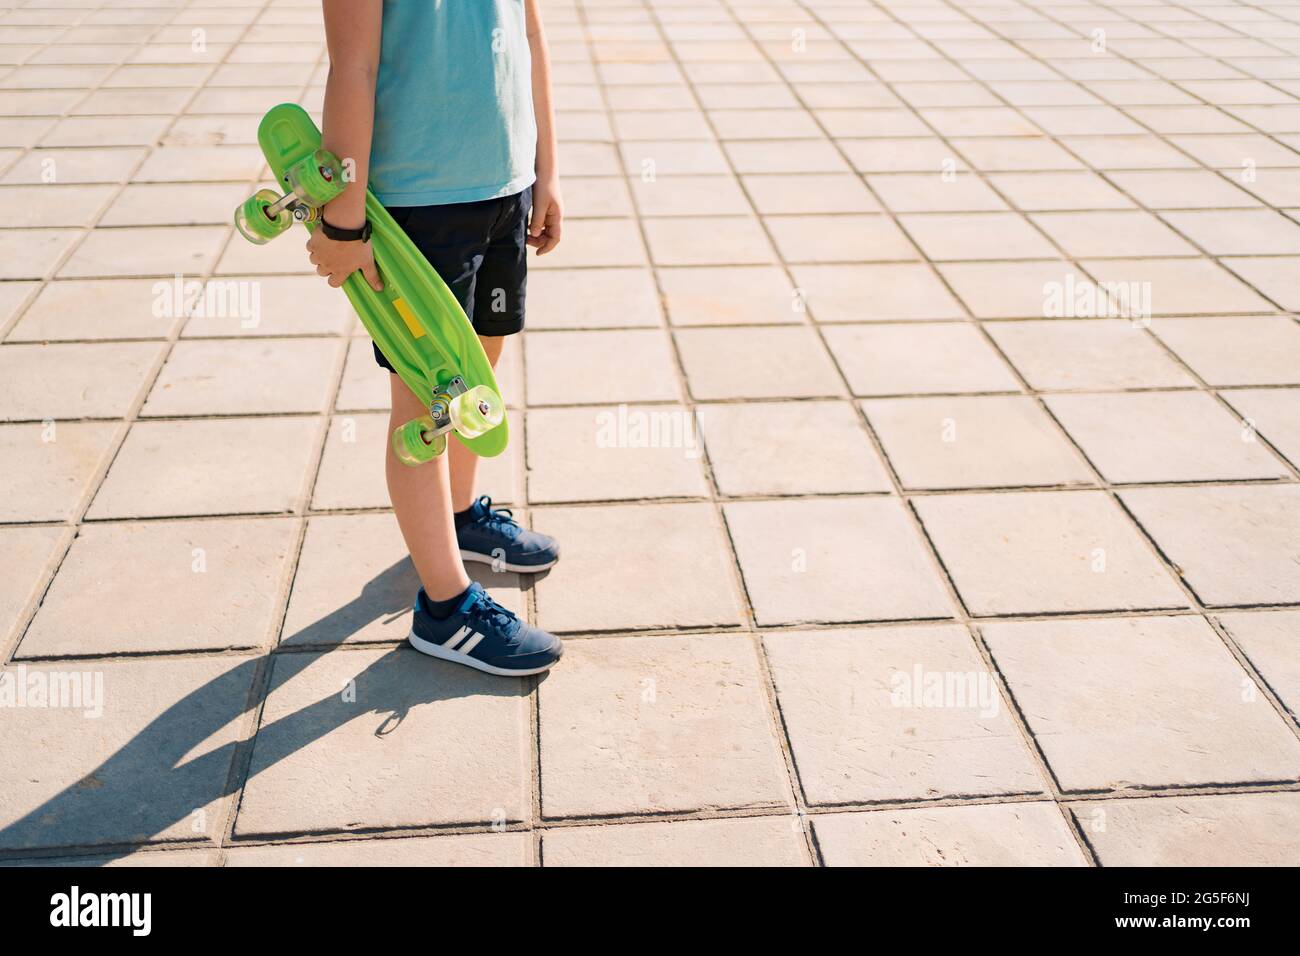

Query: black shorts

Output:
[372, 185, 532, 371]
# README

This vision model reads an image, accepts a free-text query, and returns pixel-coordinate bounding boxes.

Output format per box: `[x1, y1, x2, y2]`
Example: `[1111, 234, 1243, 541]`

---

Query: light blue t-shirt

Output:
[370, 0, 536, 206]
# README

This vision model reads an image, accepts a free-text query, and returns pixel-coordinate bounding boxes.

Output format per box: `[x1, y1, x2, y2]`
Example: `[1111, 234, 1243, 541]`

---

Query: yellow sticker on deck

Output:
[392, 297, 425, 339]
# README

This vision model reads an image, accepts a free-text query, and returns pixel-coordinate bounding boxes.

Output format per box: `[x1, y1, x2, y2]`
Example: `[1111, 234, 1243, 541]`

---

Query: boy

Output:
[306, 0, 565, 676]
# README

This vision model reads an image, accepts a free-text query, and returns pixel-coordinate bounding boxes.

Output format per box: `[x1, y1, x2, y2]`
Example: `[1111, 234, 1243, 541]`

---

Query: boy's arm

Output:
[526, 0, 562, 255]
[308, 0, 383, 290]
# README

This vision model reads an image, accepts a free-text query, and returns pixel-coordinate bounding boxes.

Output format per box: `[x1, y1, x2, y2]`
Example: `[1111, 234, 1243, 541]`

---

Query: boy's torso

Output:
[370, 0, 536, 207]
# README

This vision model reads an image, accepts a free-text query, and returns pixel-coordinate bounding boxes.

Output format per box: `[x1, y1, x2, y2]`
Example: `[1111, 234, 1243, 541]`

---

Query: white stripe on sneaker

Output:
[443, 624, 477, 650]
[458, 632, 487, 655]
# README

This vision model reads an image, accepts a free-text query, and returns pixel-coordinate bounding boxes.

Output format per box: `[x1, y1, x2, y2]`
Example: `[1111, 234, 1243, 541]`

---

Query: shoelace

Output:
[474, 495, 521, 539]
[464, 589, 518, 637]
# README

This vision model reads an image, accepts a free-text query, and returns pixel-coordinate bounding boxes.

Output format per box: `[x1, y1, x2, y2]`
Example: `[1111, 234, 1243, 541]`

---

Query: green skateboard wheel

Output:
[448, 385, 504, 440]
[285, 148, 345, 206]
[393, 415, 446, 467]
[234, 189, 292, 245]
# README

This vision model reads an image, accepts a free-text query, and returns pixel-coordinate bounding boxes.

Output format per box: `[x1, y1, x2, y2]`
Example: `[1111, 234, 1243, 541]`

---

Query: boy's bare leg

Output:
[386, 373, 470, 601]
[448, 333, 505, 511]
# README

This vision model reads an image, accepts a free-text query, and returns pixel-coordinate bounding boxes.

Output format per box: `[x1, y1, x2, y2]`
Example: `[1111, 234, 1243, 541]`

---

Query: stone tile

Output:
[658, 264, 798, 326]
[542, 816, 808, 867]
[335, 338, 390, 412]
[0, 227, 80, 280]
[141, 339, 341, 417]
[1220, 388, 1300, 469]
[1221, 257, 1300, 312]
[1046, 391, 1289, 483]
[630, 174, 750, 217]
[841, 136, 968, 173]
[867, 173, 1008, 214]
[525, 405, 709, 503]
[1120, 485, 1300, 606]
[1032, 210, 1198, 258]
[182, 275, 355, 337]
[1152, 317, 1300, 385]
[59, 225, 229, 278]
[0, 341, 161, 421]
[824, 323, 1021, 395]
[538, 634, 788, 817]
[1058, 134, 1199, 170]
[950, 136, 1085, 172]
[643, 216, 773, 266]
[865, 395, 1095, 490]
[767, 214, 917, 264]
[0, 147, 145, 185]
[524, 268, 661, 330]
[725, 138, 850, 174]
[618, 139, 728, 176]
[903, 212, 1059, 262]
[938, 260, 1078, 318]
[235, 647, 531, 835]
[987, 171, 1135, 211]
[0, 183, 115, 227]
[1106, 169, 1262, 209]
[743, 173, 879, 215]
[20, 518, 297, 657]
[765, 626, 1043, 803]
[101, 182, 252, 227]
[0, 421, 119, 522]
[915, 491, 1187, 616]
[2, 848, 218, 867]
[88, 417, 318, 520]
[1216, 610, 1300, 723]
[226, 832, 531, 867]
[280, 511, 521, 647]
[0, 525, 67, 646]
[726, 498, 954, 625]
[1076, 792, 1300, 866]
[530, 218, 649, 270]
[814, 803, 1086, 866]
[1082, 259, 1274, 315]
[6, 278, 182, 341]
[794, 262, 965, 322]
[697, 401, 892, 496]
[983, 615, 1300, 791]
[0, 656, 255, 850]
[533, 502, 743, 632]
[0, 280, 38, 330]
[985, 319, 1196, 390]
[214, 221, 314, 276]
[1161, 209, 1300, 256]
[525, 329, 679, 405]
[676, 326, 843, 400]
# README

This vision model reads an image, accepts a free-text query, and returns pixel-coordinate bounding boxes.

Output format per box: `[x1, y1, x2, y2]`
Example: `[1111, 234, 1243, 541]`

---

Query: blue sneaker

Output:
[457, 496, 559, 573]
[408, 583, 563, 676]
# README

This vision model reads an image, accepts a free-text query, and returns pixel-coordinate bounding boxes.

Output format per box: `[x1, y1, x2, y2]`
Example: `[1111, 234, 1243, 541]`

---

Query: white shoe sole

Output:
[408, 628, 560, 677]
[459, 549, 559, 574]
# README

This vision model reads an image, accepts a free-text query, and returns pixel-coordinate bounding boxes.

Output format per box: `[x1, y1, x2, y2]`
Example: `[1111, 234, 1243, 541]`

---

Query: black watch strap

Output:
[321, 218, 372, 242]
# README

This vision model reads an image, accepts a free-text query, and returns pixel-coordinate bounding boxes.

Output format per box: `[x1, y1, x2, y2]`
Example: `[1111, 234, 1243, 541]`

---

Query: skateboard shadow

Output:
[0, 557, 533, 865]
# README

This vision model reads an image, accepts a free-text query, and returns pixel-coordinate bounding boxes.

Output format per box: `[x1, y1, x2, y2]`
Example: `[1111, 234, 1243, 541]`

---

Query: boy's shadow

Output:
[0, 558, 535, 863]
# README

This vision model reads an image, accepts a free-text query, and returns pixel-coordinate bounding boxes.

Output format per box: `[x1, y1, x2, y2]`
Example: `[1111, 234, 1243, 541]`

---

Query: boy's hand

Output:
[528, 177, 563, 255]
[306, 228, 384, 291]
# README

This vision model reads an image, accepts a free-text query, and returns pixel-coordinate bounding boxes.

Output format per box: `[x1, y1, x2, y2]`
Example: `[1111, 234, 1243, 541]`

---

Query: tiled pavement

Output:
[1, 0, 1300, 867]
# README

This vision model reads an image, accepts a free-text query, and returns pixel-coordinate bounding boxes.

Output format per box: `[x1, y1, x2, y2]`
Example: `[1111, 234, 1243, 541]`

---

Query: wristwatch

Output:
[321, 217, 372, 242]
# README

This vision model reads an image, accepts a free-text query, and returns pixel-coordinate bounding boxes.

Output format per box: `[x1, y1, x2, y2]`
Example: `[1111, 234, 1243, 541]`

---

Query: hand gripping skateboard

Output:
[234, 102, 507, 465]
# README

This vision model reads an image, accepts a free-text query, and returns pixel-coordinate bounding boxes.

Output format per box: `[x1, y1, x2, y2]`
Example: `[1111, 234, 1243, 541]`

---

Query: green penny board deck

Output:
[257, 102, 508, 457]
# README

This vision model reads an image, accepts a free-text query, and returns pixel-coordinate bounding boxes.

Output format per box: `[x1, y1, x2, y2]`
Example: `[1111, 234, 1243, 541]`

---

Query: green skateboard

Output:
[234, 102, 508, 465]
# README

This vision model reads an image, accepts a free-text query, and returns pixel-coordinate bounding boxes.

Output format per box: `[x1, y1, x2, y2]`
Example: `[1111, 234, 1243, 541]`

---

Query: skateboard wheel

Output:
[286, 148, 346, 206]
[393, 416, 446, 467]
[448, 385, 504, 440]
[234, 190, 292, 245]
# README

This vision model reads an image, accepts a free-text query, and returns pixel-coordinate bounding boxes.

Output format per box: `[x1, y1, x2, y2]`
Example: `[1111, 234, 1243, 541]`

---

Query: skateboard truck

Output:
[391, 376, 505, 466]
[234, 148, 344, 244]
